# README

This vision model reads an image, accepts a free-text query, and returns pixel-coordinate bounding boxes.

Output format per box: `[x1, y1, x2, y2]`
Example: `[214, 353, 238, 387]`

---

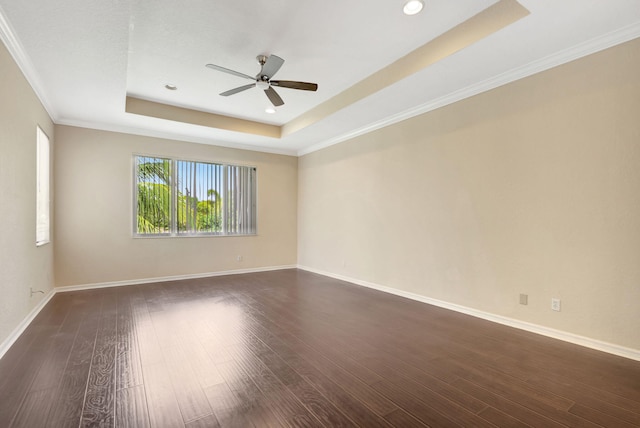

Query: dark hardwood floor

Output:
[1, 269, 639, 427]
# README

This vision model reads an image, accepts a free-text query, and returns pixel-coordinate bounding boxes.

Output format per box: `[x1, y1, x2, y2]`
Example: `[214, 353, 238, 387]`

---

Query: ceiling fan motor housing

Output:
[257, 55, 271, 85]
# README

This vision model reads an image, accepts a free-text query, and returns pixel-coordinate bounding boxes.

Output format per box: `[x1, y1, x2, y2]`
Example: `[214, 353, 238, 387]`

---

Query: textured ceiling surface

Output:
[1, 0, 639, 155]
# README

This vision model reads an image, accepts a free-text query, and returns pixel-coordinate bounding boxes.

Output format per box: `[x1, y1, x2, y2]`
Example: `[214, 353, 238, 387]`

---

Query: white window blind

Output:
[135, 155, 256, 236]
[36, 126, 50, 246]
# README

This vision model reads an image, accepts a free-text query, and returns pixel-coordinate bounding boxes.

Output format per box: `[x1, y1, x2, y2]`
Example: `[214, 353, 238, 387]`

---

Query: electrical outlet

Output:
[551, 298, 561, 312]
[519, 293, 528, 305]
[237, 255, 243, 262]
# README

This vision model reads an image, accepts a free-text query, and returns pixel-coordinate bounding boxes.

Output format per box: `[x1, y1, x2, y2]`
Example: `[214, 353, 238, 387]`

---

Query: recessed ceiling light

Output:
[403, 0, 424, 15]
[265, 106, 276, 114]
[165, 84, 177, 90]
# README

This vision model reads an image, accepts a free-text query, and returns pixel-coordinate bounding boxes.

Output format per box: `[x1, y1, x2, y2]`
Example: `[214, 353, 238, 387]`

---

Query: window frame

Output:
[132, 154, 257, 238]
[36, 126, 50, 247]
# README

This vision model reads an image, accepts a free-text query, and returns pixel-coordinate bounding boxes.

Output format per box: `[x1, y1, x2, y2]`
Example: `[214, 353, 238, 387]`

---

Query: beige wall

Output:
[0, 41, 54, 345]
[298, 38, 640, 350]
[54, 126, 297, 287]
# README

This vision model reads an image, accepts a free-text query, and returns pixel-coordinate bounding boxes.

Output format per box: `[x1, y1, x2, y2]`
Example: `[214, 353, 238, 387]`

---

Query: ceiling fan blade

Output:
[220, 83, 256, 96]
[260, 55, 284, 79]
[206, 64, 255, 81]
[264, 87, 284, 106]
[270, 80, 318, 91]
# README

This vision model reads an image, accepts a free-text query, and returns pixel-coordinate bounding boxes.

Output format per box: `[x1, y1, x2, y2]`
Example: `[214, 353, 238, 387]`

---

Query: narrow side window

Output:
[36, 126, 50, 246]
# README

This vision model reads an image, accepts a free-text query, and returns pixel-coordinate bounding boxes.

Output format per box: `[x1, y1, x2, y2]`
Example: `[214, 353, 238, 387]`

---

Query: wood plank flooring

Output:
[0, 269, 639, 427]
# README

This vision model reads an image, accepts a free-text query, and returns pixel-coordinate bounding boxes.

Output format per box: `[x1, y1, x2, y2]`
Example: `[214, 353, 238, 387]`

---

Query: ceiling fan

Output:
[206, 54, 318, 107]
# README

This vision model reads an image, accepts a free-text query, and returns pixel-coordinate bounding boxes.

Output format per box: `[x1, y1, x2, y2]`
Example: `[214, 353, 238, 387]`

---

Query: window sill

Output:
[132, 233, 257, 239]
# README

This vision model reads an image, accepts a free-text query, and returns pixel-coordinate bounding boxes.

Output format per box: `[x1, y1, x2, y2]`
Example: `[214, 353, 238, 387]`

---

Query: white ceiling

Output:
[1, 0, 639, 156]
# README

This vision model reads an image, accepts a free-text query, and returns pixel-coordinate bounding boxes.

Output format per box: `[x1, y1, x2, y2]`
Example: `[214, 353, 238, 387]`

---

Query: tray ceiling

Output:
[1, 0, 639, 155]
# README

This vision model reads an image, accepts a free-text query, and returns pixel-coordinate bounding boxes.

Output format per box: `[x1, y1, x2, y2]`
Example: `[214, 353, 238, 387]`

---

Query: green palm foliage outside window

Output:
[135, 155, 256, 236]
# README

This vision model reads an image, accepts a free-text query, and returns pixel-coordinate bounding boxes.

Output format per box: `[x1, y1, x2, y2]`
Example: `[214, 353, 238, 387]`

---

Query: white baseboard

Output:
[0, 264, 296, 360]
[0, 289, 56, 360]
[4, 265, 638, 362]
[55, 265, 298, 293]
[297, 265, 640, 362]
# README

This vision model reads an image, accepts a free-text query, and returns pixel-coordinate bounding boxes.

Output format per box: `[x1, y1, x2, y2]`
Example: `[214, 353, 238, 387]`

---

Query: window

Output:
[134, 155, 256, 236]
[36, 126, 50, 246]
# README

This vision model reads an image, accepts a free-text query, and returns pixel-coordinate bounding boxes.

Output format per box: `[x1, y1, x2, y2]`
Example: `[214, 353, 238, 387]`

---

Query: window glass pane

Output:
[36, 127, 50, 246]
[135, 156, 172, 234]
[177, 160, 234, 235]
[201, 162, 223, 233]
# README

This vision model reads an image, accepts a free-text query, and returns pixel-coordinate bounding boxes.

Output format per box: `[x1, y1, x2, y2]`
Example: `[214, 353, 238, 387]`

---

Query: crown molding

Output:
[0, 5, 57, 121]
[298, 21, 640, 157]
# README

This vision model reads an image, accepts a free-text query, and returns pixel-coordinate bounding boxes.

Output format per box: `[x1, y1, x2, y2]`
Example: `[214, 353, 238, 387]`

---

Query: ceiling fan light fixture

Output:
[403, 0, 424, 15]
